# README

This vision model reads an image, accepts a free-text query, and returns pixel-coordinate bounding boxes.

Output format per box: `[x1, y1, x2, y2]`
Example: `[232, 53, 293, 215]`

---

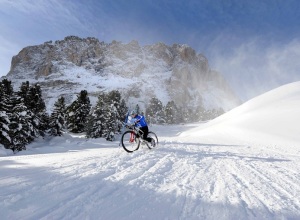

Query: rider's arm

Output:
[131, 116, 142, 127]
[128, 117, 138, 126]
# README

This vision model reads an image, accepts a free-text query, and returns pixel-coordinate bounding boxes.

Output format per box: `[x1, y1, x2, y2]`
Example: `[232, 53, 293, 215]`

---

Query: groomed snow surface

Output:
[1, 82, 300, 220]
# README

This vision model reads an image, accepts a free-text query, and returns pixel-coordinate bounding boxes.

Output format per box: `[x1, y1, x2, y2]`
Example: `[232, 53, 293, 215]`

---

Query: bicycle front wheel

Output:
[121, 130, 140, 153]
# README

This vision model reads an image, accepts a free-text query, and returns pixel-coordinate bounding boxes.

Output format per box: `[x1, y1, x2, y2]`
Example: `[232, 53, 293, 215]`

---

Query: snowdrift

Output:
[181, 81, 300, 147]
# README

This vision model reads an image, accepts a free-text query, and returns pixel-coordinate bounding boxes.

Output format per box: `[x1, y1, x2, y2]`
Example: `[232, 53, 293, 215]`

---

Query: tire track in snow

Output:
[224, 157, 300, 219]
[221, 159, 274, 219]
[153, 141, 300, 219]
[0, 147, 134, 219]
[153, 142, 238, 219]
[243, 160, 300, 214]
[2, 135, 300, 220]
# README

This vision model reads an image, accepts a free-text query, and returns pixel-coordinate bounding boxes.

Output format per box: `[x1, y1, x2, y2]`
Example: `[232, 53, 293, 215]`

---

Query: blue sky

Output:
[1, 0, 300, 100]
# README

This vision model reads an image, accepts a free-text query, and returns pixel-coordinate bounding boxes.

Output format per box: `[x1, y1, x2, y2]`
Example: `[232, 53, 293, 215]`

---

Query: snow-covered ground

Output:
[1, 82, 300, 220]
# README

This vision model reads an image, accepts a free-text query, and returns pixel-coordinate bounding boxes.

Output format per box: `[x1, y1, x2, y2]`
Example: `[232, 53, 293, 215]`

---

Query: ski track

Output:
[1, 137, 300, 220]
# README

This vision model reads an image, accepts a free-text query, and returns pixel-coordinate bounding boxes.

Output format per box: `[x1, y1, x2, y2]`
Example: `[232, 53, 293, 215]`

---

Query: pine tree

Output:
[86, 93, 106, 138]
[176, 107, 184, 123]
[66, 90, 91, 133]
[86, 90, 128, 140]
[195, 105, 205, 121]
[1, 79, 14, 96]
[182, 107, 192, 123]
[19, 81, 30, 107]
[0, 81, 11, 147]
[101, 91, 118, 140]
[146, 97, 165, 124]
[8, 92, 32, 151]
[26, 84, 49, 137]
[165, 101, 178, 124]
[119, 99, 128, 126]
[85, 109, 97, 138]
[18, 83, 49, 138]
[49, 97, 66, 136]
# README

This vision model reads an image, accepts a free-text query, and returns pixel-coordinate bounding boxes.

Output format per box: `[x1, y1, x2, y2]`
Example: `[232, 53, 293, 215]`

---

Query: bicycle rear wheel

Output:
[147, 131, 158, 149]
[121, 130, 140, 153]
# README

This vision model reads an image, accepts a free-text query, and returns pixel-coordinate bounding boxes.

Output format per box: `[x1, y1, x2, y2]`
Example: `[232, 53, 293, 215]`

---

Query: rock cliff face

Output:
[6, 36, 241, 112]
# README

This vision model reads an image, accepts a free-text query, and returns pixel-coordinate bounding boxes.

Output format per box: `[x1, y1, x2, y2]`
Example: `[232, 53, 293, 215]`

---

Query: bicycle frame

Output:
[120, 122, 158, 153]
[123, 124, 149, 146]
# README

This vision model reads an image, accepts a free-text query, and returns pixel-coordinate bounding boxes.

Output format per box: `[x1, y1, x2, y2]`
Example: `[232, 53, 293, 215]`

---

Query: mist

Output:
[207, 38, 300, 101]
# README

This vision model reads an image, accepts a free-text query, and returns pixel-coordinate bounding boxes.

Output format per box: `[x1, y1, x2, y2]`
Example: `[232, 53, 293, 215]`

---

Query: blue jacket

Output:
[129, 115, 148, 127]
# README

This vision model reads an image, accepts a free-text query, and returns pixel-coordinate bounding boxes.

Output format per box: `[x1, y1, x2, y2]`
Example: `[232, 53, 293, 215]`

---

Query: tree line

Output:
[144, 97, 224, 124]
[0, 79, 224, 152]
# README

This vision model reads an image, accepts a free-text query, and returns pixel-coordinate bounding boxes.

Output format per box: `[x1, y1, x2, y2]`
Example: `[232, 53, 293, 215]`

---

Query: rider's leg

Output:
[140, 126, 152, 142]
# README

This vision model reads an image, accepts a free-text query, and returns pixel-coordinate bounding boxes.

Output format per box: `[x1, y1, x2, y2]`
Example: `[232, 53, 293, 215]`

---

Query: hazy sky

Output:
[1, 0, 300, 101]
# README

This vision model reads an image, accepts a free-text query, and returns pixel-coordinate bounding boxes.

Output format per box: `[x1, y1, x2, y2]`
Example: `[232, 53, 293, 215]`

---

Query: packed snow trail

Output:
[1, 126, 300, 220]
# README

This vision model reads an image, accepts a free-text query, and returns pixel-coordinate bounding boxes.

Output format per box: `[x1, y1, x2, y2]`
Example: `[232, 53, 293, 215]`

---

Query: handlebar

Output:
[125, 124, 134, 129]
[122, 122, 143, 134]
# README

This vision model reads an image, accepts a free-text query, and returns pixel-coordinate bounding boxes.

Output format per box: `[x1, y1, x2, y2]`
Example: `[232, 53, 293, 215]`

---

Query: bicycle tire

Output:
[121, 130, 140, 153]
[147, 131, 158, 149]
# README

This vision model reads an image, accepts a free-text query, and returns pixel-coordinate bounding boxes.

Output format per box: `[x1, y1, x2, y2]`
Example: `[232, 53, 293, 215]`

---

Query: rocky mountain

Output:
[4, 36, 241, 113]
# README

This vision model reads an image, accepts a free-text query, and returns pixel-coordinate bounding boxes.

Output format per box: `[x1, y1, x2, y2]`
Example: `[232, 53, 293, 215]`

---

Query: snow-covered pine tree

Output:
[0, 80, 12, 148]
[145, 97, 165, 124]
[0, 111, 10, 147]
[119, 99, 128, 127]
[102, 91, 119, 141]
[86, 91, 128, 139]
[27, 84, 49, 137]
[85, 109, 97, 138]
[19, 81, 30, 107]
[49, 96, 66, 136]
[109, 90, 127, 133]
[8, 92, 32, 152]
[66, 90, 91, 133]
[19, 83, 49, 138]
[1, 79, 14, 96]
[165, 101, 178, 124]
[194, 105, 205, 121]
[181, 107, 193, 123]
[86, 93, 106, 138]
[202, 108, 225, 120]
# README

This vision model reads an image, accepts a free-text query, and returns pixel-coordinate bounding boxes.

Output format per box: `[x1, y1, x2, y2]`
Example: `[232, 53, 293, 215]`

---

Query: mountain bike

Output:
[120, 123, 158, 153]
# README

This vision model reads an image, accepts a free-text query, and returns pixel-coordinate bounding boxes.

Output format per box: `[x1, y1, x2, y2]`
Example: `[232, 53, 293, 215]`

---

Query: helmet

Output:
[130, 110, 136, 115]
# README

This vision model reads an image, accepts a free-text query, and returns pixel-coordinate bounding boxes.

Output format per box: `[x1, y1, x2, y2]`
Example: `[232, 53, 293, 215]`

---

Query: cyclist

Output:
[128, 110, 155, 146]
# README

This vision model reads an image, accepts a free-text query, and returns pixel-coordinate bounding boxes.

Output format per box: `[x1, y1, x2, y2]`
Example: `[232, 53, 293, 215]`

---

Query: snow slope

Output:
[180, 81, 300, 148]
[0, 82, 300, 220]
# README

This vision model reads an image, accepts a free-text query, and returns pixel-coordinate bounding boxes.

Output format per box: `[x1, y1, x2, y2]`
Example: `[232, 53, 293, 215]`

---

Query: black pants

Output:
[139, 126, 152, 142]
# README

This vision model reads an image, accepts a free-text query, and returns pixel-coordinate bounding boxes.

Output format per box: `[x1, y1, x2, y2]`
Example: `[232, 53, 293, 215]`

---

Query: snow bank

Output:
[181, 81, 300, 147]
[0, 145, 13, 156]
